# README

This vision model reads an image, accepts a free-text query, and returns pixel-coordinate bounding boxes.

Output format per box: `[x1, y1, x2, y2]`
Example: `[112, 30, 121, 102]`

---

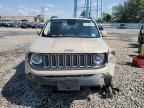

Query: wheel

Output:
[104, 75, 112, 87]
[103, 75, 113, 98]
[105, 87, 113, 98]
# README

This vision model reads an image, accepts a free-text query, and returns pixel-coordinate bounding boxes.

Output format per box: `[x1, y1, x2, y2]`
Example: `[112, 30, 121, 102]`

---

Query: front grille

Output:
[43, 54, 94, 70]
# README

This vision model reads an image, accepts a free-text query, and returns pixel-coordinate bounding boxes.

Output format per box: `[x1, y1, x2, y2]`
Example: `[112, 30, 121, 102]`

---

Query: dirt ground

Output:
[0, 28, 143, 108]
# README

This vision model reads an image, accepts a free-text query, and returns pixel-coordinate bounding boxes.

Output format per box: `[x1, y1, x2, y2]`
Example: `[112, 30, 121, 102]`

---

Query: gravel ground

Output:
[0, 28, 144, 108]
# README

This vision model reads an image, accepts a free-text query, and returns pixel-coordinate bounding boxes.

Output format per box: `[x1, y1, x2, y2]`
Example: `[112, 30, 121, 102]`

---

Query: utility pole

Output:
[96, 0, 99, 19]
[74, 0, 77, 17]
[86, 0, 90, 17]
[85, 0, 92, 18]
[85, 0, 86, 17]
[89, 0, 92, 17]
[74, 0, 103, 19]
[101, 0, 103, 20]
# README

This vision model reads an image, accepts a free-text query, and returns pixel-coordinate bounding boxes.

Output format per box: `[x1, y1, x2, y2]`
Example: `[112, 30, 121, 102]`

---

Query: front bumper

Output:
[25, 62, 115, 87]
[27, 73, 112, 87]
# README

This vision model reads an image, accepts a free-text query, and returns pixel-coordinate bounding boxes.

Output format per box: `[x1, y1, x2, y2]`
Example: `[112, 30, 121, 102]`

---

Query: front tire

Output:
[104, 75, 112, 87]
[105, 87, 113, 98]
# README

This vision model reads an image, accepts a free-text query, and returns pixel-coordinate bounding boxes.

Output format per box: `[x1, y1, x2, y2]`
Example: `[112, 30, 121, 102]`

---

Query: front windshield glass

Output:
[43, 19, 100, 38]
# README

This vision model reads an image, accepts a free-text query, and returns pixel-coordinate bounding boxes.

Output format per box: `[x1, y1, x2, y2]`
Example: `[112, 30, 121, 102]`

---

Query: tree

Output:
[80, 11, 86, 17]
[103, 13, 112, 23]
[112, 4, 126, 22]
[124, 0, 144, 22]
[35, 15, 44, 22]
[96, 18, 104, 23]
[112, 0, 144, 23]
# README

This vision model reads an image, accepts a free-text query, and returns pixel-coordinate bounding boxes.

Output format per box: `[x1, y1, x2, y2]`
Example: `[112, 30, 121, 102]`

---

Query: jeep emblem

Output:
[64, 49, 74, 52]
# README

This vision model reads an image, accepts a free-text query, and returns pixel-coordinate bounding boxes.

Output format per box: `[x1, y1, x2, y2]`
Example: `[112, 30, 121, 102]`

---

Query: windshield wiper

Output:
[46, 34, 64, 37]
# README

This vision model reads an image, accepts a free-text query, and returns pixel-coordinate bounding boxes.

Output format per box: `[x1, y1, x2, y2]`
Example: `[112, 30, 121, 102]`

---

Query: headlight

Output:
[93, 53, 106, 65]
[30, 53, 42, 65]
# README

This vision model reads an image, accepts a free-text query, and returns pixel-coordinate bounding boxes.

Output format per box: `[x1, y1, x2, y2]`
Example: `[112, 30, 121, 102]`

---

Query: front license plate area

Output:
[57, 79, 80, 91]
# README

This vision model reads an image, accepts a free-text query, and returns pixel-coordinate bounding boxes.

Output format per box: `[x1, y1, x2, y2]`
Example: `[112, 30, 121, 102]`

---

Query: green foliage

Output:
[95, 13, 112, 23]
[112, 4, 126, 22]
[96, 18, 104, 23]
[103, 13, 112, 23]
[80, 10, 91, 18]
[112, 0, 144, 23]
[35, 15, 44, 22]
[80, 11, 86, 17]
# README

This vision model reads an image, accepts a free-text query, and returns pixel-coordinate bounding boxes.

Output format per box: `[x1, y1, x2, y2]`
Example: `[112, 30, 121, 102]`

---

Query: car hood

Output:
[29, 37, 109, 53]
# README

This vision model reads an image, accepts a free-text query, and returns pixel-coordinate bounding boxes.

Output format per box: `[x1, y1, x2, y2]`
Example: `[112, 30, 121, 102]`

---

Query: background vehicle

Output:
[0, 22, 3, 27]
[37, 23, 44, 28]
[119, 24, 127, 29]
[13, 22, 22, 28]
[30, 22, 43, 29]
[2, 22, 14, 27]
[21, 22, 30, 28]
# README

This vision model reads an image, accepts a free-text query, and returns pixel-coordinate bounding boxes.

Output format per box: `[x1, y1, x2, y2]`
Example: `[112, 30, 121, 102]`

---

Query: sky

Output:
[0, 0, 124, 18]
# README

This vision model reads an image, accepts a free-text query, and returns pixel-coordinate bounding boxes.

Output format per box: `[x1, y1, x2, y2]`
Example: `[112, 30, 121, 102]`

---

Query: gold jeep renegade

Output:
[25, 17, 115, 93]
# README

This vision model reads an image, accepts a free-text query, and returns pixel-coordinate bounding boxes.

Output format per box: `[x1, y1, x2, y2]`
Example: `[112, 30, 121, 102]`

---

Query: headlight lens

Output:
[30, 53, 42, 65]
[93, 53, 106, 65]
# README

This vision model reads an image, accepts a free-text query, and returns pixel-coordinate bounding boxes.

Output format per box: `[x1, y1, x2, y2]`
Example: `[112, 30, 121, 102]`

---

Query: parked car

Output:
[0, 22, 3, 27]
[21, 22, 30, 28]
[30, 22, 44, 28]
[0, 21, 21, 28]
[13, 22, 22, 28]
[30, 22, 39, 28]
[119, 23, 127, 29]
[37, 23, 44, 28]
[25, 17, 116, 96]
[2, 22, 14, 27]
[137, 25, 144, 53]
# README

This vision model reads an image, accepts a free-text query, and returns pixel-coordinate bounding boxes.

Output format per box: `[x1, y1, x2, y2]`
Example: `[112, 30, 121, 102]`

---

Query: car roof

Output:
[51, 17, 92, 21]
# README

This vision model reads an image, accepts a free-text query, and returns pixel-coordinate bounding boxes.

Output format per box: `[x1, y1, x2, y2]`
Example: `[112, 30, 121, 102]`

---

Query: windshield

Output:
[42, 19, 100, 38]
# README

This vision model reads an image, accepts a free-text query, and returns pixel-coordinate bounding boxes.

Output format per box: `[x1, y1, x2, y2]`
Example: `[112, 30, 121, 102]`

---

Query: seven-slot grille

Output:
[43, 54, 94, 69]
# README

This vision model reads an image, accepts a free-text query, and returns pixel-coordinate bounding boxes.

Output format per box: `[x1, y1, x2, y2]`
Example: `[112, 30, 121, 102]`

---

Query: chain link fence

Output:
[98, 23, 144, 29]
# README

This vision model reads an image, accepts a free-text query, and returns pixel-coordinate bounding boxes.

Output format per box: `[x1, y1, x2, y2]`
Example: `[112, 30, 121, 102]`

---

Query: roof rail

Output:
[50, 16, 58, 19]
